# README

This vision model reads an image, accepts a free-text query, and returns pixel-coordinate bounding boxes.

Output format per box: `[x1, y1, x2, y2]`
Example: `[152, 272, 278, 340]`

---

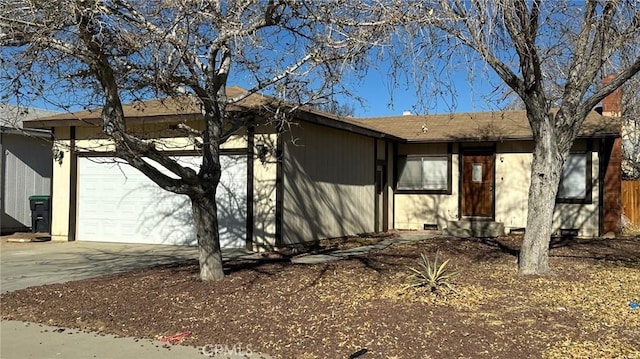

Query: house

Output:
[1, 104, 57, 234]
[22, 87, 621, 248]
[351, 108, 621, 238]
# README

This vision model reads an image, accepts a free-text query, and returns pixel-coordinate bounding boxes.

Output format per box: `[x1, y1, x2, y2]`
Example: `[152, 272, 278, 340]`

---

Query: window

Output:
[557, 153, 591, 203]
[397, 155, 451, 193]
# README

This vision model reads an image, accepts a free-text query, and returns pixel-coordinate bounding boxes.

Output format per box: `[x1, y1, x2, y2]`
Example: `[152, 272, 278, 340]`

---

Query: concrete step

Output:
[445, 220, 505, 238]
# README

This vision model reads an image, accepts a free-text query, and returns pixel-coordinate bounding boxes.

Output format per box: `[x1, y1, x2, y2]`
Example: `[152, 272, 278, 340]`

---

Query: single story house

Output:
[1, 104, 57, 234]
[22, 87, 621, 249]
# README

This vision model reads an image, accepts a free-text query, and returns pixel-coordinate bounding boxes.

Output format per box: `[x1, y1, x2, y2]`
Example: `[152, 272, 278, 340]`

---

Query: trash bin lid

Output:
[29, 195, 51, 201]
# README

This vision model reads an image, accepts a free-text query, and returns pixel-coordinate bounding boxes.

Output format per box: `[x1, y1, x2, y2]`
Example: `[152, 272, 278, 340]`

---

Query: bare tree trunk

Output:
[519, 120, 565, 275]
[191, 195, 225, 281]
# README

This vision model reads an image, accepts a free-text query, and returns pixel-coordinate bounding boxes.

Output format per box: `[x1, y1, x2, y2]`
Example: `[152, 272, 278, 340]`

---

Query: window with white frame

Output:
[397, 155, 451, 193]
[557, 153, 591, 202]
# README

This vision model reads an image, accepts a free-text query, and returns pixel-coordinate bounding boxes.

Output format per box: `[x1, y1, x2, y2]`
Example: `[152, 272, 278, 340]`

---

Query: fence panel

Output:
[622, 181, 640, 225]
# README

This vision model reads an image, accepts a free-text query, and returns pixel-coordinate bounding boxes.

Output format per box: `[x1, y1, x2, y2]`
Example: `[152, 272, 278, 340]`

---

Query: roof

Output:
[23, 86, 402, 141]
[351, 109, 620, 143]
[0, 103, 57, 137]
[22, 88, 620, 143]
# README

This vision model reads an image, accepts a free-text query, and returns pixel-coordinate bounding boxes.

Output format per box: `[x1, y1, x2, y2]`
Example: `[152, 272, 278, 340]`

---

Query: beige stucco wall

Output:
[252, 132, 278, 250]
[282, 122, 375, 245]
[50, 127, 72, 241]
[495, 140, 600, 237]
[73, 124, 248, 152]
[393, 140, 600, 237]
[393, 143, 459, 230]
[494, 141, 533, 230]
[553, 146, 600, 237]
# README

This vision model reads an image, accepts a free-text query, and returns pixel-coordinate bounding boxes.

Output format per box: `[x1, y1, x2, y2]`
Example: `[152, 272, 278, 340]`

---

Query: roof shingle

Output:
[23, 87, 620, 143]
[350, 109, 619, 142]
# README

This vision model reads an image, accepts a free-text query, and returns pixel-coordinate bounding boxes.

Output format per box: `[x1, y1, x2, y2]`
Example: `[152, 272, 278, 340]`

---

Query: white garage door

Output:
[77, 155, 247, 247]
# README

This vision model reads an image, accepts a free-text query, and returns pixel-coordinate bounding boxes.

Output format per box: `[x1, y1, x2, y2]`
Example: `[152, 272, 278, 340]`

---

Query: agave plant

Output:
[406, 251, 459, 294]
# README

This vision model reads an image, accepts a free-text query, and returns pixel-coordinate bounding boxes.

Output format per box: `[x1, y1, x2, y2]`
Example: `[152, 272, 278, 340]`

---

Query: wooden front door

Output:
[462, 151, 495, 218]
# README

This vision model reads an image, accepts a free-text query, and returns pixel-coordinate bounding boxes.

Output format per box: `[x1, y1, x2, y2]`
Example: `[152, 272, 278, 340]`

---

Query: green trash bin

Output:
[29, 195, 51, 233]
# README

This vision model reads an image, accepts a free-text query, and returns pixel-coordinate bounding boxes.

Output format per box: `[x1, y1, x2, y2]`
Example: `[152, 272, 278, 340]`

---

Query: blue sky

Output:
[342, 61, 513, 118]
[22, 66, 510, 118]
[17, 49, 512, 118]
[24, 73, 508, 118]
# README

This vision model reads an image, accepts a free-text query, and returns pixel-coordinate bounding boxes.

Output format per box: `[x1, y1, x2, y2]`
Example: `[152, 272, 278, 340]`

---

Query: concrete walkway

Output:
[291, 230, 443, 264]
[1, 231, 441, 359]
[1, 321, 200, 359]
[0, 321, 271, 359]
[1, 231, 440, 292]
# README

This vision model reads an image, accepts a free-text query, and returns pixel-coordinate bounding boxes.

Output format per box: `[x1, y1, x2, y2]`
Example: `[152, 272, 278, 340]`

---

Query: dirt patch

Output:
[1, 232, 52, 248]
[2, 235, 639, 359]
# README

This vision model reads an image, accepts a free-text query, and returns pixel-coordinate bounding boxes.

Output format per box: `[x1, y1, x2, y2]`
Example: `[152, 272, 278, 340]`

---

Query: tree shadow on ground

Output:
[458, 235, 640, 269]
[548, 237, 640, 267]
[151, 234, 639, 294]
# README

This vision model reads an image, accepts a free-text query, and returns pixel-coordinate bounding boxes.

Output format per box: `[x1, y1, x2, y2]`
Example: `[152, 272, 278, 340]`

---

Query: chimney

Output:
[602, 74, 622, 117]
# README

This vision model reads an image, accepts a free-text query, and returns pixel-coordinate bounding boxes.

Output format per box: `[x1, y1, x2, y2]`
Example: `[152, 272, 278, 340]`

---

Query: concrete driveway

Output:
[1, 238, 200, 293]
[1, 237, 272, 359]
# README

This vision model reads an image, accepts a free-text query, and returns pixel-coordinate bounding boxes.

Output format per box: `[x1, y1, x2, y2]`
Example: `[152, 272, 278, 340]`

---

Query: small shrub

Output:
[405, 251, 460, 294]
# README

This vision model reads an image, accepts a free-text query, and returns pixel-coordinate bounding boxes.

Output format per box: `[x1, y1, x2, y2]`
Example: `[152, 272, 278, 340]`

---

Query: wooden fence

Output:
[622, 181, 640, 225]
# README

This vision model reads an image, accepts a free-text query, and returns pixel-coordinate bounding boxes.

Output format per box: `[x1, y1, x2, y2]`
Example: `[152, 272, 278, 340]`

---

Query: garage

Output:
[76, 155, 247, 248]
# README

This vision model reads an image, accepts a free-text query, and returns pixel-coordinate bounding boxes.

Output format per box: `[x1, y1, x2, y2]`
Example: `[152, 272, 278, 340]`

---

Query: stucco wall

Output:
[393, 143, 459, 230]
[73, 124, 248, 152]
[51, 127, 71, 241]
[494, 141, 533, 230]
[282, 122, 375, 244]
[495, 140, 600, 237]
[252, 132, 278, 250]
[553, 147, 600, 237]
[394, 140, 601, 237]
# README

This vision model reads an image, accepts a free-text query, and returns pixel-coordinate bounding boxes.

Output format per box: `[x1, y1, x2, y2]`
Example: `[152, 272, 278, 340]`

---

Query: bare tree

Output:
[316, 99, 356, 117]
[396, 0, 640, 274]
[0, 0, 389, 280]
[621, 75, 640, 180]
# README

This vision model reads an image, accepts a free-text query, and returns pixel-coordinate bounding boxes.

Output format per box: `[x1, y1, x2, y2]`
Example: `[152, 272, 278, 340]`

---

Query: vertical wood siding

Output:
[282, 123, 374, 245]
[1, 134, 51, 231]
[622, 181, 640, 225]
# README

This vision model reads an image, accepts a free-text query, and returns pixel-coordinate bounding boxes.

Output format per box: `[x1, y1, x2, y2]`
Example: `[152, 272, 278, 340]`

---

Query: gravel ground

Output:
[2, 235, 639, 359]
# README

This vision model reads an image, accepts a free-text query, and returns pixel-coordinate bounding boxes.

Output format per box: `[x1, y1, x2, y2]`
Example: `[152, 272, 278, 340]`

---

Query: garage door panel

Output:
[217, 155, 247, 248]
[77, 156, 246, 247]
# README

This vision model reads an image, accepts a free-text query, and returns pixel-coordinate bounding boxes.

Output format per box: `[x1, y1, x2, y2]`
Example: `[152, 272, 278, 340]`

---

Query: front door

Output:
[462, 151, 495, 218]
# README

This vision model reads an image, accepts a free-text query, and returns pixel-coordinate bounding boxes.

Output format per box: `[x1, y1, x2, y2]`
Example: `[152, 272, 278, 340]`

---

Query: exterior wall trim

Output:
[68, 126, 77, 241]
[246, 125, 255, 250]
[275, 130, 284, 247]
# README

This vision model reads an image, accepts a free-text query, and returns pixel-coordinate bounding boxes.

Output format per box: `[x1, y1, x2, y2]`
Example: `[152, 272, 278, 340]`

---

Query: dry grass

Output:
[2, 236, 639, 358]
[623, 221, 640, 236]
